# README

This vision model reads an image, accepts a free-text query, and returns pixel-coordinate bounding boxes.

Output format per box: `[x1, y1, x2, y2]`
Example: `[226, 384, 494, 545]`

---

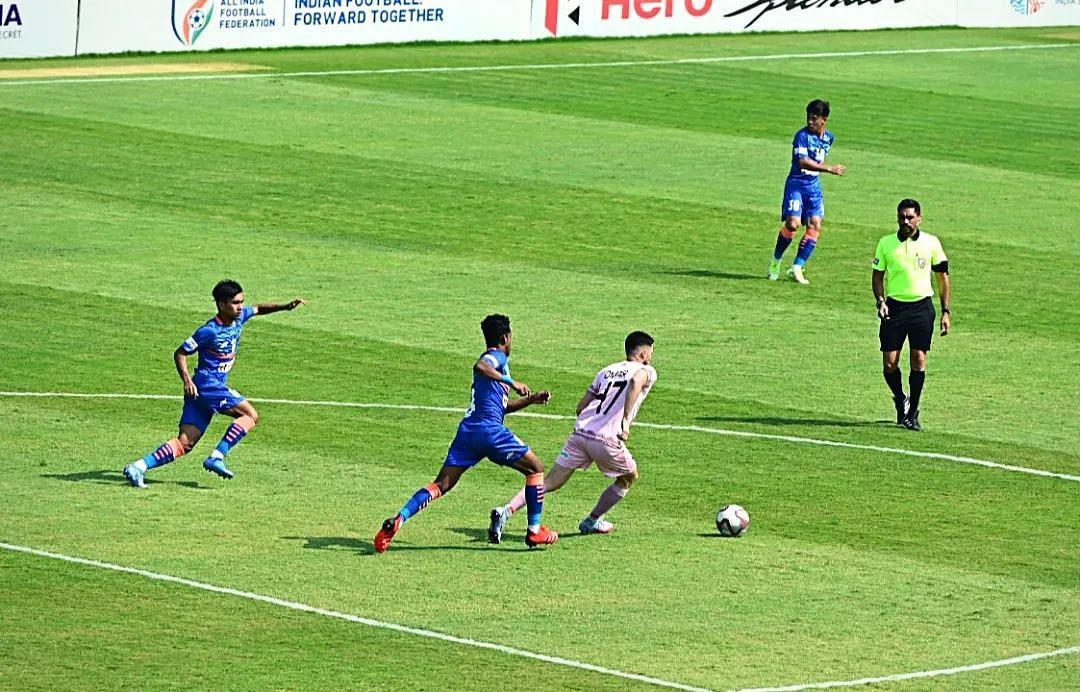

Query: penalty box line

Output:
[1, 390, 1077, 483]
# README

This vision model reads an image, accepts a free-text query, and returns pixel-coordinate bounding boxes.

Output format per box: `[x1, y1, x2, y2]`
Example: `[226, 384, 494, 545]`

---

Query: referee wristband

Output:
[942, 308, 951, 315]
[876, 296, 886, 306]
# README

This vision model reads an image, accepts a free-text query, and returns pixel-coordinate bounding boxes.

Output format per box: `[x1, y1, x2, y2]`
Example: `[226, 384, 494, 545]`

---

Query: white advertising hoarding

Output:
[0, 0, 79, 58]
[77, 0, 531, 56]
[958, 0, 1080, 27]
[533, 0, 959, 39]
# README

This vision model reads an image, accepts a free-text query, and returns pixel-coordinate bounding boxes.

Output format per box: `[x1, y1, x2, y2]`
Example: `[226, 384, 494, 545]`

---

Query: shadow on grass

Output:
[660, 269, 760, 281]
[283, 525, 576, 556]
[41, 469, 209, 489]
[696, 415, 890, 428]
[284, 536, 373, 553]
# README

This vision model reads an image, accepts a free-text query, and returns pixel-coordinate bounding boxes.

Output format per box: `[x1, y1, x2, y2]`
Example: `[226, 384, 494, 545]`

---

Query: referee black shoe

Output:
[894, 395, 909, 426]
[901, 411, 922, 432]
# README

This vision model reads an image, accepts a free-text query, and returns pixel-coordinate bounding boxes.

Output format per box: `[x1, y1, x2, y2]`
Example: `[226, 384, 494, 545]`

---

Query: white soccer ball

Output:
[189, 9, 207, 29]
[716, 504, 750, 537]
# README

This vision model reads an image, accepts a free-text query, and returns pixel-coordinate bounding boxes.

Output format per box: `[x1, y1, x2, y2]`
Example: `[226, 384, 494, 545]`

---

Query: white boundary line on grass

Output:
[736, 645, 1080, 691]
[0, 43, 1076, 87]
[0, 542, 709, 692]
[2, 541, 1077, 692]
[2, 390, 1077, 483]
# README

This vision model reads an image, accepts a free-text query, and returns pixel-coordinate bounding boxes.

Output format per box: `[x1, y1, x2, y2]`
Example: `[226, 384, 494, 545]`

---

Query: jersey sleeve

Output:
[180, 325, 213, 354]
[481, 351, 506, 373]
[872, 238, 886, 270]
[240, 306, 256, 323]
[587, 370, 605, 396]
[931, 237, 948, 264]
[643, 365, 658, 386]
[792, 130, 810, 158]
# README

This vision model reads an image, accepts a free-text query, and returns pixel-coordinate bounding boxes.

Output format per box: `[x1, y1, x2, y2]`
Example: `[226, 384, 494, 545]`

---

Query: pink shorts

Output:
[555, 433, 637, 478]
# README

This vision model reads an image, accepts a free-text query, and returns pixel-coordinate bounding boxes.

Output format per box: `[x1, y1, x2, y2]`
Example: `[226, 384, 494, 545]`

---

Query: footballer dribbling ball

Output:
[716, 504, 750, 537]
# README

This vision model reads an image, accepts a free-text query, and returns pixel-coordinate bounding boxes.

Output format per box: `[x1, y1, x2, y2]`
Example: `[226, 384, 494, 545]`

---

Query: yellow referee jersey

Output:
[872, 230, 947, 302]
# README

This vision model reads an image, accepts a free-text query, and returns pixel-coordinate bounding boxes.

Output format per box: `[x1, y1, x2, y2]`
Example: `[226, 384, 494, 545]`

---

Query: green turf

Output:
[1, 28, 1078, 691]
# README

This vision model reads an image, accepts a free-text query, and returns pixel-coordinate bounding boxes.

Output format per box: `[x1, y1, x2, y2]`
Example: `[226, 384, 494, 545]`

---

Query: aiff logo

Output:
[172, 0, 215, 46]
[1009, 0, 1043, 13]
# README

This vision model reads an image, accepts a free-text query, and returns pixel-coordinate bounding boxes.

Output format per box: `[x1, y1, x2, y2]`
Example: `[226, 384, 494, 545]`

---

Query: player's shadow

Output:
[41, 470, 206, 490]
[448, 526, 591, 546]
[660, 269, 760, 281]
[41, 469, 121, 485]
[697, 415, 886, 428]
[284, 536, 373, 553]
[283, 534, 489, 556]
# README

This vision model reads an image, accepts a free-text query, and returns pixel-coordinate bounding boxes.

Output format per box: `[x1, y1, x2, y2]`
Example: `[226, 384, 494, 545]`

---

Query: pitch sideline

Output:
[0, 43, 1075, 88]
[1, 390, 1077, 483]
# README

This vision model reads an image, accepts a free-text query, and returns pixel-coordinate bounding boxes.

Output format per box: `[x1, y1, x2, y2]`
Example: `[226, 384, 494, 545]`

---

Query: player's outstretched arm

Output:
[254, 298, 308, 316]
[506, 391, 551, 413]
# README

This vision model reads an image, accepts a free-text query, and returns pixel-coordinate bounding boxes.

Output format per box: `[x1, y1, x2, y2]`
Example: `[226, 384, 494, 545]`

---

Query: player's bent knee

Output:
[617, 470, 638, 488]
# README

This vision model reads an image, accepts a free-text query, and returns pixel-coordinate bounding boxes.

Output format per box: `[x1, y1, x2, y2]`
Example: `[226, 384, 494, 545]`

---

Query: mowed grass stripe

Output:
[3, 390, 1080, 483]
[0, 548, 678, 691]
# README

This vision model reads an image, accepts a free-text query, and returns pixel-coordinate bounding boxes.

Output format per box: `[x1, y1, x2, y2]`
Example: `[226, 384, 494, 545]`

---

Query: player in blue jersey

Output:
[374, 314, 559, 552]
[122, 279, 306, 488]
[768, 99, 846, 285]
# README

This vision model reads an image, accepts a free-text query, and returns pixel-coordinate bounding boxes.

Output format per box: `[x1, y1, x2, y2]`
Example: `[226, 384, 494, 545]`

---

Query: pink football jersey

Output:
[574, 360, 657, 445]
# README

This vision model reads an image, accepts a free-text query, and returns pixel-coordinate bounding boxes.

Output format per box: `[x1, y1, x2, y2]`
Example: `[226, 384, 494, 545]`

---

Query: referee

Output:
[872, 198, 951, 431]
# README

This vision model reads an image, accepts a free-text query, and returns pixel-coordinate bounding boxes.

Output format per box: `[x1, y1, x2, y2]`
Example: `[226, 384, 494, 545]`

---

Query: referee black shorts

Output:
[879, 297, 935, 352]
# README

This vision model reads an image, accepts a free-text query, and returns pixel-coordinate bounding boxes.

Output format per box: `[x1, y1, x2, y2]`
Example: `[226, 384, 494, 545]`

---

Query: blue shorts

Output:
[781, 180, 824, 222]
[179, 383, 246, 432]
[444, 425, 530, 468]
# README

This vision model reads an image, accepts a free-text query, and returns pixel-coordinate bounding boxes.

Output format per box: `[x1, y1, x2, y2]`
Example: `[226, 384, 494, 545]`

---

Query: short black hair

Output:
[625, 331, 654, 358]
[897, 198, 921, 215]
[480, 314, 512, 348]
[212, 279, 244, 303]
[806, 99, 831, 118]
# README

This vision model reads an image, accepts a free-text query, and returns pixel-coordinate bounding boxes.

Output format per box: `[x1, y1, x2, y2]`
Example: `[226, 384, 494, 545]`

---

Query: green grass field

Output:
[1, 27, 1078, 691]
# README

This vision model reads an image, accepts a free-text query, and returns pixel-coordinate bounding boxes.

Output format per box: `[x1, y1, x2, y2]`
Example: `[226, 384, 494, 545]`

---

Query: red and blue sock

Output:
[772, 226, 795, 260]
[141, 438, 185, 470]
[214, 417, 254, 457]
[399, 482, 443, 522]
[793, 228, 820, 267]
[524, 473, 545, 531]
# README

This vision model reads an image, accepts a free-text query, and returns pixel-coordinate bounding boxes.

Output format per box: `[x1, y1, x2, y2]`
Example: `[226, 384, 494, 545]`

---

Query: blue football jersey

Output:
[787, 127, 834, 185]
[460, 349, 511, 430]
[179, 306, 256, 386]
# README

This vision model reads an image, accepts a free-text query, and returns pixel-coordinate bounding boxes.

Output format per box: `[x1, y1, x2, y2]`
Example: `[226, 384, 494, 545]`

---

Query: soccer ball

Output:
[716, 504, 750, 537]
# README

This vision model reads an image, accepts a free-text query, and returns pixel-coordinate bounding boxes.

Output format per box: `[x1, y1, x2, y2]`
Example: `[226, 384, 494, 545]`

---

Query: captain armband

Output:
[931, 260, 949, 274]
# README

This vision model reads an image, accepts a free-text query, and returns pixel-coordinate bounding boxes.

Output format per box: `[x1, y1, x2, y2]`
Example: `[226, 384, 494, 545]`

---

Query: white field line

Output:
[3, 535, 1078, 692]
[2, 390, 1078, 483]
[733, 645, 1080, 692]
[0, 43, 1076, 87]
[0, 542, 709, 692]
